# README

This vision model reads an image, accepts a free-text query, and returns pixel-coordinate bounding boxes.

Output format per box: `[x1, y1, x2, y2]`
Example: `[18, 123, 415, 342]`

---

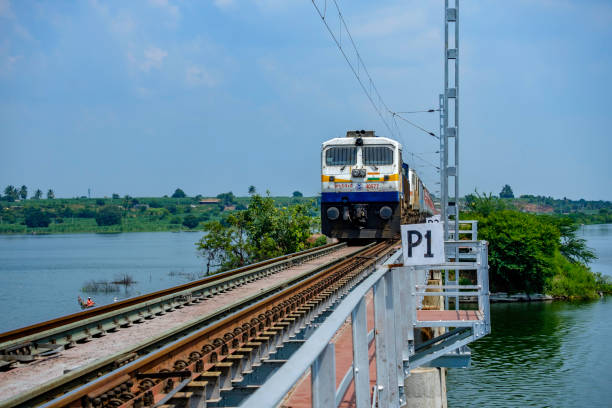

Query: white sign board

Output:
[401, 223, 445, 265]
[426, 214, 442, 223]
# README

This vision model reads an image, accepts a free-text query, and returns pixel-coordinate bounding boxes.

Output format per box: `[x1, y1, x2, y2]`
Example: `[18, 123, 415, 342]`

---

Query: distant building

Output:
[223, 205, 236, 211]
[199, 198, 221, 205]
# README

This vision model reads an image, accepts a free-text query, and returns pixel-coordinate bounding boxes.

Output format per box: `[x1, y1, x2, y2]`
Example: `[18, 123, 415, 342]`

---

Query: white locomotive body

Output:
[321, 130, 436, 239]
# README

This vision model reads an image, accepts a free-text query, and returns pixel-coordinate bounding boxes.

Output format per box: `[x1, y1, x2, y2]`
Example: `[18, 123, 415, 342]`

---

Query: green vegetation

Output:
[465, 192, 609, 299]
[196, 194, 321, 274]
[95, 206, 122, 226]
[0, 184, 316, 235]
[499, 184, 514, 199]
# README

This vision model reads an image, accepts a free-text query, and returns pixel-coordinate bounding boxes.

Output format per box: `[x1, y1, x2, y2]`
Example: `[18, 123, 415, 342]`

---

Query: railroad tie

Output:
[199, 371, 222, 402]
[184, 381, 208, 408]
[244, 341, 263, 366]
[224, 354, 245, 382]
[234, 347, 254, 373]
[212, 362, 233, 390]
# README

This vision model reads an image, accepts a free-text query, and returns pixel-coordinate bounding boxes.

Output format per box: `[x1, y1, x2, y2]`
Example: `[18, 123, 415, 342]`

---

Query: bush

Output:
[167, 204, 178, 214]
[95, 206, 122, 226]
[545, 252, 599, 299]
[76, 208, 96, 218]
[96, 199, 105, 206]
[182, 214, 199, 229]
[170, 216, 182, 224]
[24, 208, 51, 228]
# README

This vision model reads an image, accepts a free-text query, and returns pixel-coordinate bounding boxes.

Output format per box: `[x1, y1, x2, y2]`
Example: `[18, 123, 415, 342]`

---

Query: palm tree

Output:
[248, 185, 256, 195]
[3, 185, 17, 201]
[33, 189, 43, 199]
[47, 189, 55, 199]
[19, 185, 27, 200]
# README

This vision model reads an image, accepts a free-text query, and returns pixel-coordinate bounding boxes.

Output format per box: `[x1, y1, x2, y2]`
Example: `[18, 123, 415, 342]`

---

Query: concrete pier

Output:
[404, 367, 448, 408]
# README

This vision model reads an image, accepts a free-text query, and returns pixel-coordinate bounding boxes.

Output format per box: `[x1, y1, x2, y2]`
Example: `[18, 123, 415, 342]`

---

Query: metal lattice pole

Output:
[443, 0, 459, 241]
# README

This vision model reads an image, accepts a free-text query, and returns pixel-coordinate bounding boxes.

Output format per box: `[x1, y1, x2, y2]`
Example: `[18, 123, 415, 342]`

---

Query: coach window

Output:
[363, 146, 394, 165]
[325, 147, 357, 166]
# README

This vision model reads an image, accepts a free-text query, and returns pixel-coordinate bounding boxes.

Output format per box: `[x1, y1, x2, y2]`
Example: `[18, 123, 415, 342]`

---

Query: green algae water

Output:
[447, 224, 612, 407]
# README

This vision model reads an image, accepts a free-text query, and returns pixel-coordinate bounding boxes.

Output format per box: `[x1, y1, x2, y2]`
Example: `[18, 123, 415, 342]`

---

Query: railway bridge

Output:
[0, 220, 490, 408]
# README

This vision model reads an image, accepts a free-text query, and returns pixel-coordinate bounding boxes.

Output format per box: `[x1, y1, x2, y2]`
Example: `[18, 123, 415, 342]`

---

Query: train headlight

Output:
[379, 206, 392, 220]
[352, 168, 366, 178]
[327, 207, 340, 220]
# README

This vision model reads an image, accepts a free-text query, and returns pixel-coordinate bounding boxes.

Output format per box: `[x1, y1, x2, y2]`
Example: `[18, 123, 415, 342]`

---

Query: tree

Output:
[248, 185, 256, 195]
[172, 188, 186, 198]
[47, 189, 55, 199]
[292, 191, 303, 197]
[19, 185, 27, 200]
[500, 184, 514, 199]
[112, 193, 120, 199]
[552, 217, 596, 264]
[196, 194, 316, 273]
[474, 210, 559, 293]
[33, 189, 43, 199]
[182, 214, 199, 229]
[3, 185, 17, 201]
[24, 208, 51, 228]
[216, 192, 236, 206]
[95, 206, 122, 226]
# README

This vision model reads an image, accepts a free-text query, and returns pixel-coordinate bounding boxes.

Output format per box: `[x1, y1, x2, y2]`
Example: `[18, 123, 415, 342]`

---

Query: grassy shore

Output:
[0, 195, 317, 235]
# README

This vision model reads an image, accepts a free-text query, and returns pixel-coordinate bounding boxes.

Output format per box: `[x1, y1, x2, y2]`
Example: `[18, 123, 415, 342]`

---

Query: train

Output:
[321, 130, 437, 240]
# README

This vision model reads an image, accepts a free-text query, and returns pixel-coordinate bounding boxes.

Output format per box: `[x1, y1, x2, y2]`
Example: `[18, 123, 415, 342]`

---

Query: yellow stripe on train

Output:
[321, 174, 399, 182]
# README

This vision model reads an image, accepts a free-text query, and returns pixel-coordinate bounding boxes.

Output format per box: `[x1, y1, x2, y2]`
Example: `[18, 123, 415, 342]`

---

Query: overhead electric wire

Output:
[311, 0, 396, 138]
[311, 0, 440, 173]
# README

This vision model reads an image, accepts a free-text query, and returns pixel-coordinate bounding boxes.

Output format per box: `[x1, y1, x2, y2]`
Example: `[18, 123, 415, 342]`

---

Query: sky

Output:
[1, 0, 611, 200]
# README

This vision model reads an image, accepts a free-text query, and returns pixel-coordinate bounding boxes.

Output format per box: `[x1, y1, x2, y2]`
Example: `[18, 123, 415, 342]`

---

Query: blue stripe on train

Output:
[321, 191, 400, 203]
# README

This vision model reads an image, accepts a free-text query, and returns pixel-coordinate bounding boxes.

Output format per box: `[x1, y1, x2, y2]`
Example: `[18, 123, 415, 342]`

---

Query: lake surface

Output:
[0, 232, 207, 332]
[447, 223, 612, 407]
[1, 225, 611, 406]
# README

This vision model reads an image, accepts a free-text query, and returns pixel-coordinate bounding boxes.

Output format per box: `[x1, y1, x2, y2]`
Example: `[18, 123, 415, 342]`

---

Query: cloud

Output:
[137, 46, 168, 72]
[186, 65, 216, 87]
[148, 0, 180, 23]
[0, 0, 14, 19]
[214, 0, 234, 9]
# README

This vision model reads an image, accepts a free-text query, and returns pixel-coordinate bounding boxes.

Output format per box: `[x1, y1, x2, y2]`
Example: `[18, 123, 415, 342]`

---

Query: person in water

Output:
[86, 297, 95, 307]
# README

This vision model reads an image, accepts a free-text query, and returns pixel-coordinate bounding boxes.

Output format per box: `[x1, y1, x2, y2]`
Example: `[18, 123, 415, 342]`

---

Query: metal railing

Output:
[241, 240, 490, 408]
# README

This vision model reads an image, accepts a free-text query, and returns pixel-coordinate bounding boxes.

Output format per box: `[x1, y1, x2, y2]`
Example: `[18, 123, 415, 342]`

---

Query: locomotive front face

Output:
[321, 134, 403, 239]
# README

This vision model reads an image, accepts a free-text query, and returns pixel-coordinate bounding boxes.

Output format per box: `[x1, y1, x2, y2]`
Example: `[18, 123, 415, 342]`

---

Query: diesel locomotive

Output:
[321, 130, 436, 240]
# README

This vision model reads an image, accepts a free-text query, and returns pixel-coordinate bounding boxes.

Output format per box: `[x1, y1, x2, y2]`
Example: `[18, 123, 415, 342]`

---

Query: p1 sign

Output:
[401, 223, 445, 265]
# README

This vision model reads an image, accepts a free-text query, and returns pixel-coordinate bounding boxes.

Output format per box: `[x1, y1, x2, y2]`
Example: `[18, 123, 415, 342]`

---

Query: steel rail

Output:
[0, 244, 364, 408]
[1, 243, 366, 408]
[37, 241, 397, 408]
[0, 243, 345, 361]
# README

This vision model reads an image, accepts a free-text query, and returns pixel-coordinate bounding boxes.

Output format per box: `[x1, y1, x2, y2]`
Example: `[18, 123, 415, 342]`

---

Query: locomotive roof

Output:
[321, 136, 402, 150]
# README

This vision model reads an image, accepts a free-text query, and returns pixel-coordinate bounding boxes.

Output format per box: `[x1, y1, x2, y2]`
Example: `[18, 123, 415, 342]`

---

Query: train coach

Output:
[321, 130, 436, 240]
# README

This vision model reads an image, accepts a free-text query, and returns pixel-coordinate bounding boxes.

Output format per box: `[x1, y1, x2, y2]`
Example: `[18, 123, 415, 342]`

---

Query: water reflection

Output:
[447, 225, 612, 407]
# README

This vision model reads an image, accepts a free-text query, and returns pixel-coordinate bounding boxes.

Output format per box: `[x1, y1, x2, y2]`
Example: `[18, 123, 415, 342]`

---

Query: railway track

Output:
[0, 243, 345, 366]
[2, 240, 398, 408]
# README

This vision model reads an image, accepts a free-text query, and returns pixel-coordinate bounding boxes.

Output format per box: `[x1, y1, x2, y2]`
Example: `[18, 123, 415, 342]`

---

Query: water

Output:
[0, 232, 207, 332]
[1, 225, 611, 405]
[447, 223, 612, 407]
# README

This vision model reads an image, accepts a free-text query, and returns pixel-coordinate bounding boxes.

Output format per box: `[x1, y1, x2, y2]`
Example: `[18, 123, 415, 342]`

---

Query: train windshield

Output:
[325, 147, 357, 166]
[363, 146, 394, 165]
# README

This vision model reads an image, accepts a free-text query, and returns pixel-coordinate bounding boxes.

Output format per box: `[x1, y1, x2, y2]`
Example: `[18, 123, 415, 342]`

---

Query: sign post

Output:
[401, 223, 445, 265]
